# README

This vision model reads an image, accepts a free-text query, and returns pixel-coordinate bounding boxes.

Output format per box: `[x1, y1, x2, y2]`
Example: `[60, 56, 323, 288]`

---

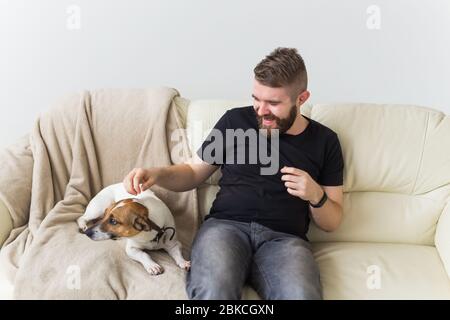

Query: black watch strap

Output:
[309, 190, 328, 208]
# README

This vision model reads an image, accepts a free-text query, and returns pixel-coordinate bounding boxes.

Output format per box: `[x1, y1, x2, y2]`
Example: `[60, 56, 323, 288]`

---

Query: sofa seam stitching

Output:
[412, 112, 430, 194]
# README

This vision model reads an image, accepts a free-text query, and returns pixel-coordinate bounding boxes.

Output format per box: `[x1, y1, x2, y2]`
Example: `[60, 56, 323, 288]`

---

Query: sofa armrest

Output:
[435, 200, 450, 278]
[0, 198, 13, 247]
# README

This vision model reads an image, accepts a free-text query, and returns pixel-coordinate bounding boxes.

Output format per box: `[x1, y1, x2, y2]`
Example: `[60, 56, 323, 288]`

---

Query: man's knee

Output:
[190, 222, 251, 272]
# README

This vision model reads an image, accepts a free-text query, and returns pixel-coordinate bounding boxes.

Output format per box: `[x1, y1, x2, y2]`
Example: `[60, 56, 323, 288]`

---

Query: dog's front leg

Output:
[77, 207, 104, 232]
[126, 242, 164, 275]
[165, 240, 191, 271]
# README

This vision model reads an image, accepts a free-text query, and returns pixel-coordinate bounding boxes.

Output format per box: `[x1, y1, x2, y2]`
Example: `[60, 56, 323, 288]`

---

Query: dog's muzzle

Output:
[84, 225, 116, 241]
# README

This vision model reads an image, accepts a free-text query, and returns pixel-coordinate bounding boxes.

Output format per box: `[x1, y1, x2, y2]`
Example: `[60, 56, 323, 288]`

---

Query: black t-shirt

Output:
[197, 106, 344, 240]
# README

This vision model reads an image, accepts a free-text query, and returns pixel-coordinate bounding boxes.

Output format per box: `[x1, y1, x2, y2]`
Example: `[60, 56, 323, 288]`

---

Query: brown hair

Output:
[254, 47, 308, 101]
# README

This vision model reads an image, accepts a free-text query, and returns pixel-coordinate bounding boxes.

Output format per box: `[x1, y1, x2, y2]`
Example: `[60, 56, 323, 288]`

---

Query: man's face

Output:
[252, 79, 298, 136]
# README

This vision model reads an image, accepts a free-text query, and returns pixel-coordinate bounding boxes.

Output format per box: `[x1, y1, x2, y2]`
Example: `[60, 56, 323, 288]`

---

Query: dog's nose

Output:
[85, 228, 94, 238]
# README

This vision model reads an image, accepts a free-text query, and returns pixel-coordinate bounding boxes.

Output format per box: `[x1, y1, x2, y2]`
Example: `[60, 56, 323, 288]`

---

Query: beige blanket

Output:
[0, 87, 199, 299]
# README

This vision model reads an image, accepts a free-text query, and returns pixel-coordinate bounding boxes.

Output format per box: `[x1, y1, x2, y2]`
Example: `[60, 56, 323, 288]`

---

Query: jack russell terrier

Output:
[77, 182, 190, 275]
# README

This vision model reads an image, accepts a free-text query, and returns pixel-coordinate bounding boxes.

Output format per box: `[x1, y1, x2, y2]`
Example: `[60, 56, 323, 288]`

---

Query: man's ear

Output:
[133, 215, 151, 232]
[298, 90, 310, 104]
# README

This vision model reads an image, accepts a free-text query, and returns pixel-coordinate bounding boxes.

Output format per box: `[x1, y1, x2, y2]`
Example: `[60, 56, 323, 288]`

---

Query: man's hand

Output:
[122, 160, 218, 194]
[280, 166, 323, 204]
[281, 166, 343, 232]
[123, 167, 161, 195]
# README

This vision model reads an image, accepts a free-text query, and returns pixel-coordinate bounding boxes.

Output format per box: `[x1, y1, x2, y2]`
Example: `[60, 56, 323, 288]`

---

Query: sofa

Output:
[1, 93, 450, 299]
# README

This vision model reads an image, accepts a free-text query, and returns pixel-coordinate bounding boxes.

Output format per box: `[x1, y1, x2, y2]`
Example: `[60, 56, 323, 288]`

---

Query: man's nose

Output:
[256, 103, 270, 116]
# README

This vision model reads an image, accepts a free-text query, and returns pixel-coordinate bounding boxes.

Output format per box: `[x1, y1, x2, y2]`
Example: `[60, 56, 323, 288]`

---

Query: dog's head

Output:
[84, 198, 157, 241]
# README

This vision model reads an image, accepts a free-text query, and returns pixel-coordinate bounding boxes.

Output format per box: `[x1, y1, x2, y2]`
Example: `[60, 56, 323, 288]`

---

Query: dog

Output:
[77, 182, 190, 275]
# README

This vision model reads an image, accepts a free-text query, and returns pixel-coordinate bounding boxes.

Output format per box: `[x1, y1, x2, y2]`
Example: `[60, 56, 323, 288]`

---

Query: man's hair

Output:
[253, 47, 308, 101]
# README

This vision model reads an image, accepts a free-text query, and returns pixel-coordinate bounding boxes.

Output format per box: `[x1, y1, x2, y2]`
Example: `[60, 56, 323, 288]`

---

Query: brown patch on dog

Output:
[94, 198, 157, 238]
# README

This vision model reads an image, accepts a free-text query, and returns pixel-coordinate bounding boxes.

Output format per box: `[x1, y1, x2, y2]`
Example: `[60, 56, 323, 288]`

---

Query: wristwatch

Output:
[309, 190, 328, 208]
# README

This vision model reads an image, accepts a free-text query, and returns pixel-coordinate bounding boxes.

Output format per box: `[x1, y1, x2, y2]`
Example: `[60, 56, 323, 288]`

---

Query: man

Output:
[123, 47, 344, 300]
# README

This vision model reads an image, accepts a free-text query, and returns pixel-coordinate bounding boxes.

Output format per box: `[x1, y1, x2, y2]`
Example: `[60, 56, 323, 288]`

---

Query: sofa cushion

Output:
[306, 103, 450, 244]
[307, 187, 449, 245]
[0, 198, 12, 246]
[435, 200, 450, 277]
[313, 103, 450, 193]
[313, 242, 450, 299]
[0, 264, 13, 299]
[242, 285, 261, 300]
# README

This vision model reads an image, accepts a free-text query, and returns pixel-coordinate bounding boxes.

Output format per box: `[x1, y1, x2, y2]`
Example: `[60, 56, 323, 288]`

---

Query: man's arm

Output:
[124, 153, 219, 195]
[155, 158, 219, 192]
[308, 185, 343, 232]
[280, 167, 343, 232]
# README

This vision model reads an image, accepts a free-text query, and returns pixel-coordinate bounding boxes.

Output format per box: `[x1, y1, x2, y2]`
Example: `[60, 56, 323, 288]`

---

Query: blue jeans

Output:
[186, 217, 323, 300]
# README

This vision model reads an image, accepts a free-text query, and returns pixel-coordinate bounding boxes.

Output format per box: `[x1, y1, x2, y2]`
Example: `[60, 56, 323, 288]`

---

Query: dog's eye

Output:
[109, 217, 118, 225]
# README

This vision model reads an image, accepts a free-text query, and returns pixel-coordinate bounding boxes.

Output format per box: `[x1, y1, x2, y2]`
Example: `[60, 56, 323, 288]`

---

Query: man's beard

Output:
[256, 104, 298, 136]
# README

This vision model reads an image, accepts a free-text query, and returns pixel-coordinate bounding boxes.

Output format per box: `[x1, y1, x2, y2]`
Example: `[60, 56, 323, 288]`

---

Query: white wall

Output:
[1, 0, 449, 149]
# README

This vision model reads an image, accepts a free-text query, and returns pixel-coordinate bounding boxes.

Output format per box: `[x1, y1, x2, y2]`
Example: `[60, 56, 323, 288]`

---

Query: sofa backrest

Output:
[182, 100, 450, 246]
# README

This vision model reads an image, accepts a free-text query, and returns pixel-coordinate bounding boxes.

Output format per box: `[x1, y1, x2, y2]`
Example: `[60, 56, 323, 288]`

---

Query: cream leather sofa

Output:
[1, 98, 450, 299]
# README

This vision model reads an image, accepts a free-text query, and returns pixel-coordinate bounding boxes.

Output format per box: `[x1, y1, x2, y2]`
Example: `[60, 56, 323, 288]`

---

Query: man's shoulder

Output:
[222, 106, 254, 126]
[307, 117, 339, 141]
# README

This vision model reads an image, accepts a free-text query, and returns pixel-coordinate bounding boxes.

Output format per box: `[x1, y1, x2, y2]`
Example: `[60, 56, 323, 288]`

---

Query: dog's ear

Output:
[104, 198, 134, 216]
[133, 215, 151, 232]
[103, 202, 117, 216]
[132, 214, 162, 233]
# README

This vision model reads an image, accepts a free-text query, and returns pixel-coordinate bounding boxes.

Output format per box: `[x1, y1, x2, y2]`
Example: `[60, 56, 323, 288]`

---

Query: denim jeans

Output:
[186, 217, 323, 300]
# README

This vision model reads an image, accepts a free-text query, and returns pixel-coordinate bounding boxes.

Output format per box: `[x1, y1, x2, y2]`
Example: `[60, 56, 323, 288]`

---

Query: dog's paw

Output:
[77, 217, 88, 233]
[145, 263, 164, 275]
[178, 260, 191, 271]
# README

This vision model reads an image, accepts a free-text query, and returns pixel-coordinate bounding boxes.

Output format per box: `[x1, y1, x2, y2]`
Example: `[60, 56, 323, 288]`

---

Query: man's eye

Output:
[109, 218, 118, 225]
